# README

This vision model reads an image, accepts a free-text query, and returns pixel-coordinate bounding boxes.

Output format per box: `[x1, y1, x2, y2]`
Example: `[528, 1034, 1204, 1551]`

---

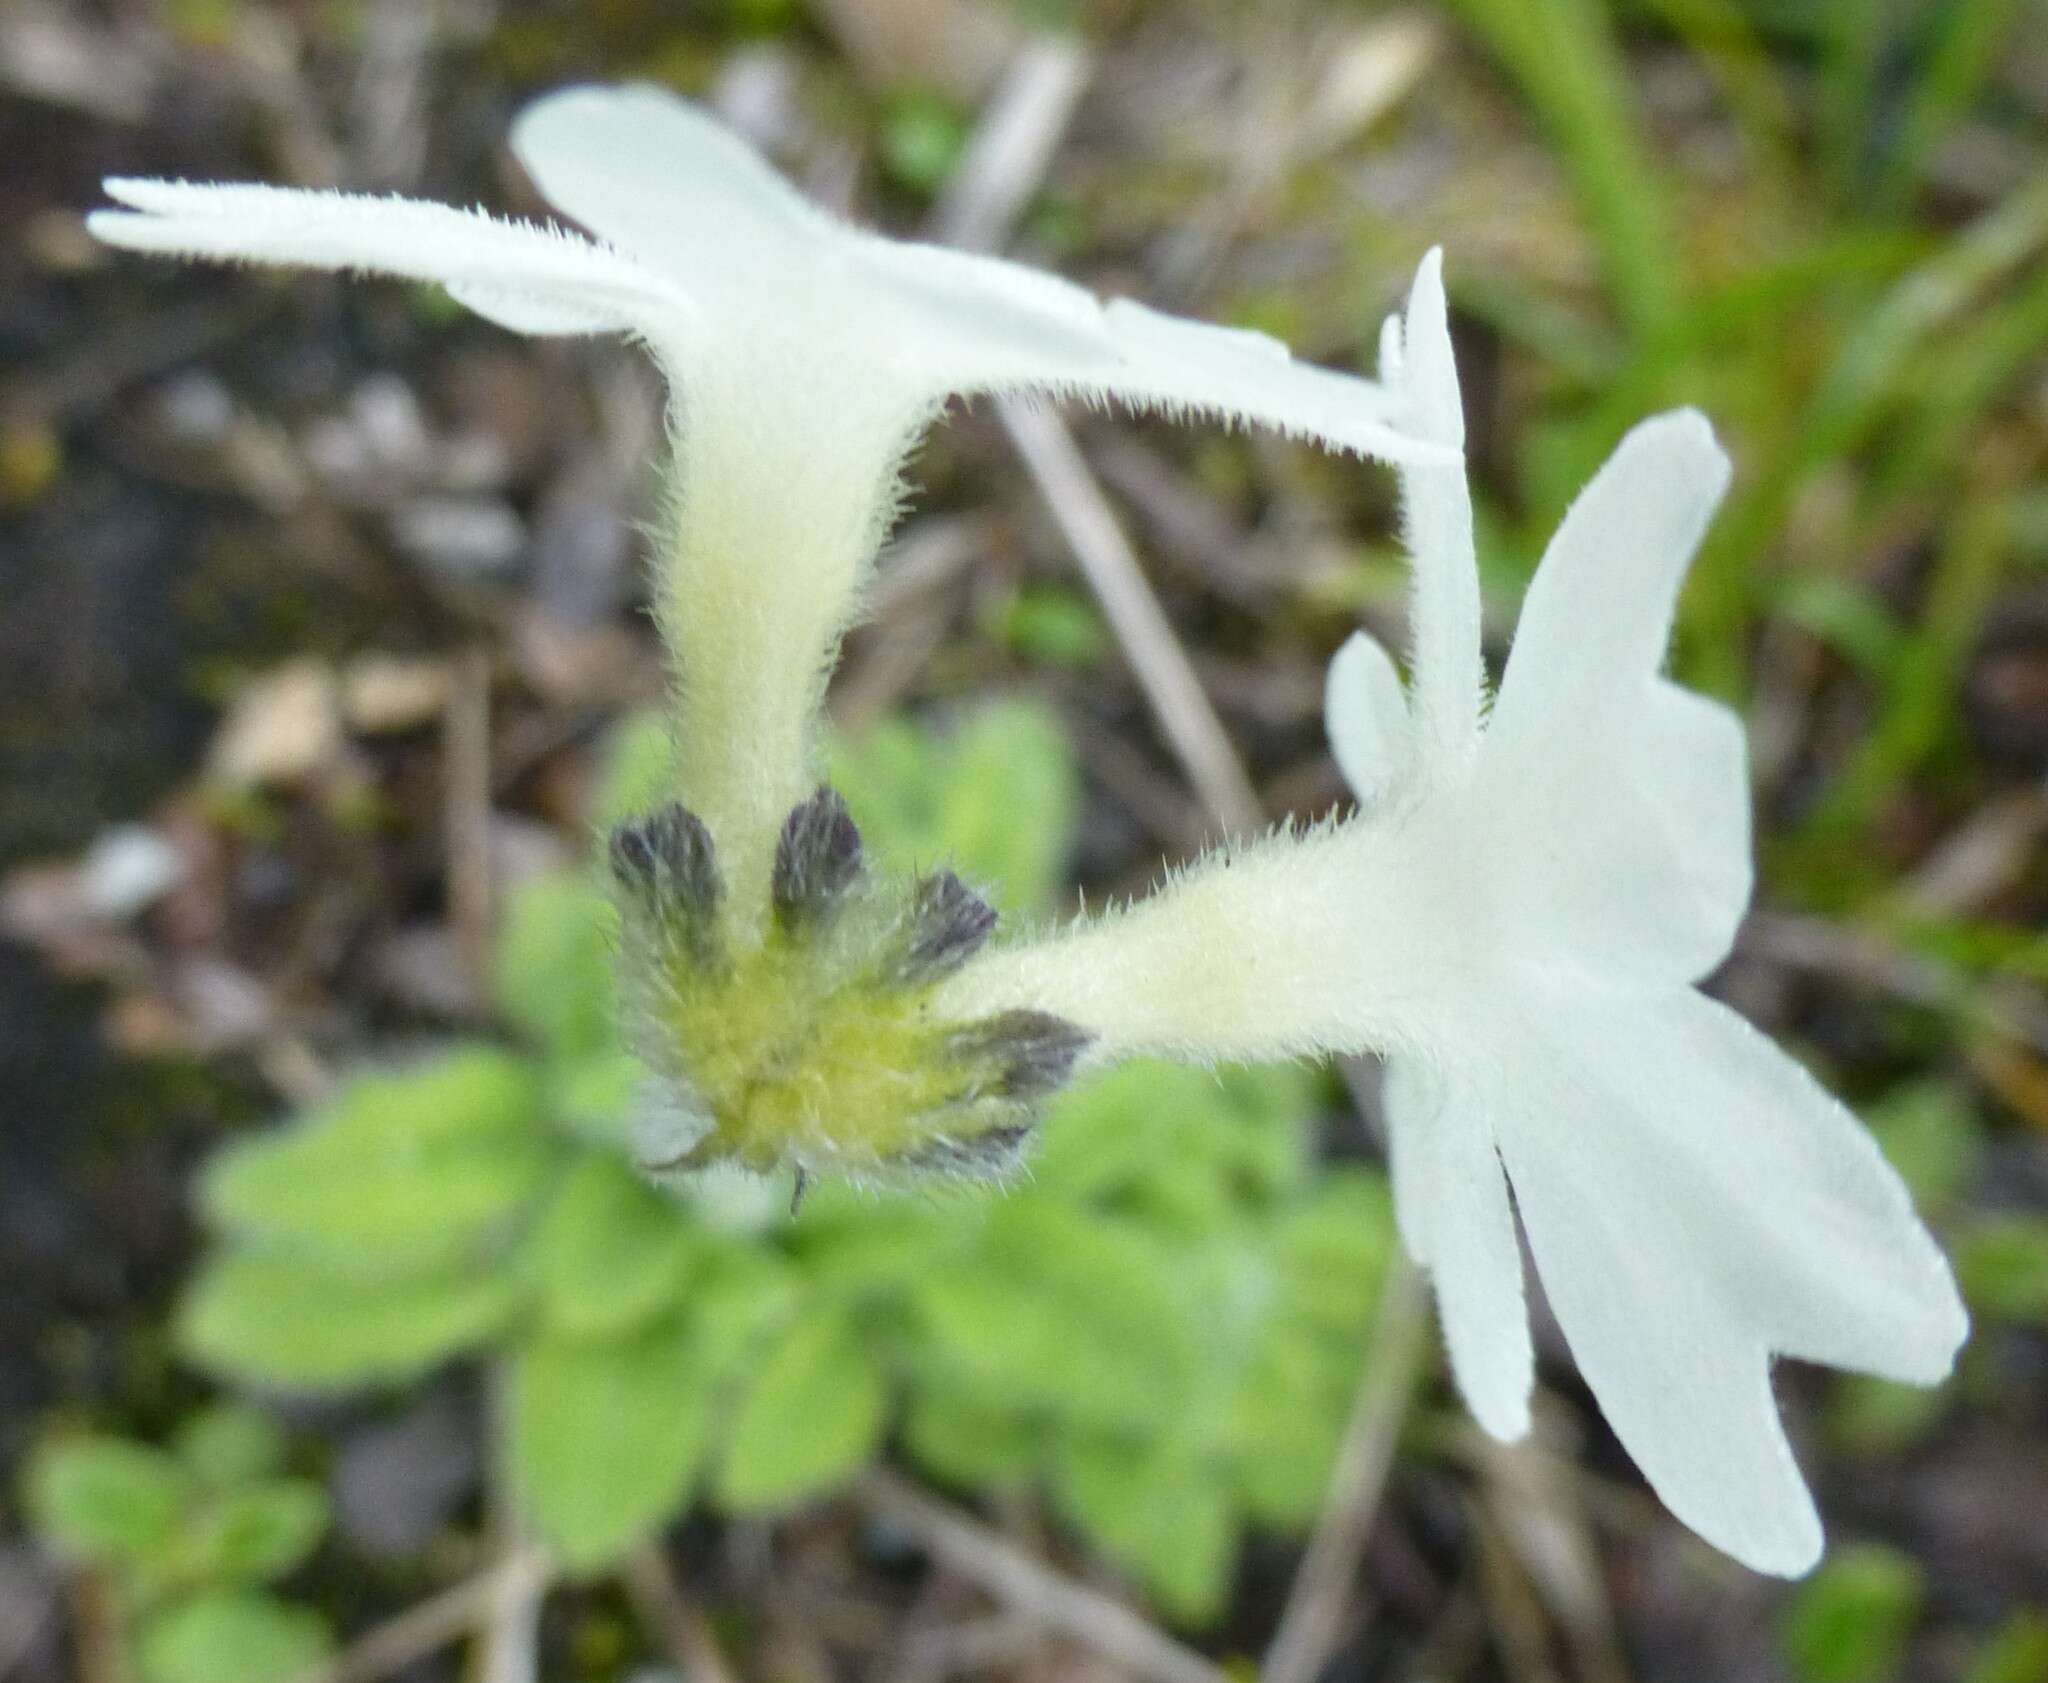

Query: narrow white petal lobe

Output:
[89, 179, 692, 347]
[1325, 630, 1412, 806]
[1484, 983, 1965, 1574]
[1384, 1056, 1533, 1443]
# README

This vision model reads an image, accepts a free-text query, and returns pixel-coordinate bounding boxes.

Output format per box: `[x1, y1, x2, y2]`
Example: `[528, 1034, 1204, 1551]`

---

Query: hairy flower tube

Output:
[90, 84, 1445, 913]
[94, 89, 1966, 1574]
[943, 252, 1968, 1575]
[89, 84, 1448, 1186]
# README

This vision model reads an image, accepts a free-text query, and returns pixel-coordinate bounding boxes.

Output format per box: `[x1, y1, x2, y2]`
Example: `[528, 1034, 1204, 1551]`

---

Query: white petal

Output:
[1485, 983, 1966, 1575]
[1079, 299, 1433, 463]
[1392, 248, 1485, 766]
[1478, 410, 1749, 980]
[1492, 407, 1730, 726]
[1325, 630, 1412, 805]
[1385, 1055, 1533, 1442]
[510, 84, 833, 313]
[512, 85, 1453, 464]
[858, 245, 1452, 464]
[1375, 310, 1405, 388]
[1479, 677, 1752, 982]
[89, 179, 691, 347]
[1398, 247, 1463, 452]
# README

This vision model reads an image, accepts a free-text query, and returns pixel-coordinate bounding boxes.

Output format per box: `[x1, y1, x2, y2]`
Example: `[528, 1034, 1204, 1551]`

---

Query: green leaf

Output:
[1825, 1375, 1947, 1460]
[173, 1406, 286, 1488]
[789, 1201, 960, 1297]
[909, 1203, 1197, 1431]
[494, 874, 619, 1061]
[187, 1480, 328, 1586]
[1443, 0, 1679, 341]
[1030, 1060, 1317, 1226]
[1273, 1169, 1396, 1338]
[508, 1311, 715, 1573]
[717, 1304, 888, 1511]
[682, 1248, 805, 1381]
[180, 1248, 521, 1388]
[829, 701, 1079, 915]
[593, 711, 678, 830]
[136, 1591, 332, 1683]
[1028, 1062, 1230, 1205]
[523, 1154, 699, 1338]
[25, 1438, 192, 1569]
[1967, 1611, 2048, 1683]
[901, 1384, 1038, 1490]
[1868, 1081, 1985, 1210]
[1227, 1317, 1351, 1528]
[991, 584, 1107, 667]
[548, 1050, 642, 1147]
[934, 704, 1079, 914]
[1049, 1434, 1236, 1626]
[201, 1048, 552, 1275]
[1780, 1545, 1924, 1683]
[879, 91, 969, 196]
[1957, 1215, 2048, 1324]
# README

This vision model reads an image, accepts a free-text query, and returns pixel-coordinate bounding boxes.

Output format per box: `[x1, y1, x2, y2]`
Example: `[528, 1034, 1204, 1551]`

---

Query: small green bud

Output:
[611, 788, 1089, 1189]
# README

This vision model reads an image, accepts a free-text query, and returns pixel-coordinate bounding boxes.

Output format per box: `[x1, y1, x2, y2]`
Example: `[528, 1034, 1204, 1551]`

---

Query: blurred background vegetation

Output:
[1, 0, 2045, 1680]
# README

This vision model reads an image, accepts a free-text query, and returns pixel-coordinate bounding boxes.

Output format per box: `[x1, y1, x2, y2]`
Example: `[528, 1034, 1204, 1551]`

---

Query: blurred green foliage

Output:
[1780, 1544, 1924, 1683]
[987, 583, 1111, 669]
[24, 1406, 332, 1683]
[170, 703, 1389, 1620]
[825, 699, 1082, 915]
[1444, 0, 2046, 943]
[1969, 1611, 2048, 1683]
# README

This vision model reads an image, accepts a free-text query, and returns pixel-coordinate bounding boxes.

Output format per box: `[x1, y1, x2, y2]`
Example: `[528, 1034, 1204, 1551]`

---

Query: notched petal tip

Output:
[83, 209, 148, 247]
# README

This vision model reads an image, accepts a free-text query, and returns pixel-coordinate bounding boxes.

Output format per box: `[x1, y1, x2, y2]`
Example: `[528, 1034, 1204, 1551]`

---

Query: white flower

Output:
[1325, 253, 1969, 1575]
[90, 84, 1448, 912]
[941, 251, 1966, 1575]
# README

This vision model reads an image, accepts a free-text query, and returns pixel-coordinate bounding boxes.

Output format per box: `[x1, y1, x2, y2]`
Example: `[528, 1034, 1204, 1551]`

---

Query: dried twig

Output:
[921, 38, 1268, 837]
[856, 1471, 1229, 1683]
[291, 1550, 551, 1683]
[930, 37, 1091, 254]
[622, 1545, 741, 1683]
[1742, 910, 2048, 1054]
[476, 1543, 542, 1683]
[1000, 404, 1268, 834]
[1259, 1259, 1430, 1683]
[70, 1573, 126, 1683]
[0, 1558, 54, 1683]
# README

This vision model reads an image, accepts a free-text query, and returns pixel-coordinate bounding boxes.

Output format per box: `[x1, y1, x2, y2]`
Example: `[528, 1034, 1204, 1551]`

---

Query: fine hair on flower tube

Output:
[90, 87, 1969, 1581]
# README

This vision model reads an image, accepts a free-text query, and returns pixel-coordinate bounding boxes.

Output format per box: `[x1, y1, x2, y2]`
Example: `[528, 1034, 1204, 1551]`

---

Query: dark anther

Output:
[900, 1120, 1036, 1178]
[947, 1009, 1093, 1098]
[609, 820, 662, 886]
[773, 787, 864, 928]
[608, 803, 723, 958]
[893, 869, 997, 983]
[789, 1166, 810, 1217]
